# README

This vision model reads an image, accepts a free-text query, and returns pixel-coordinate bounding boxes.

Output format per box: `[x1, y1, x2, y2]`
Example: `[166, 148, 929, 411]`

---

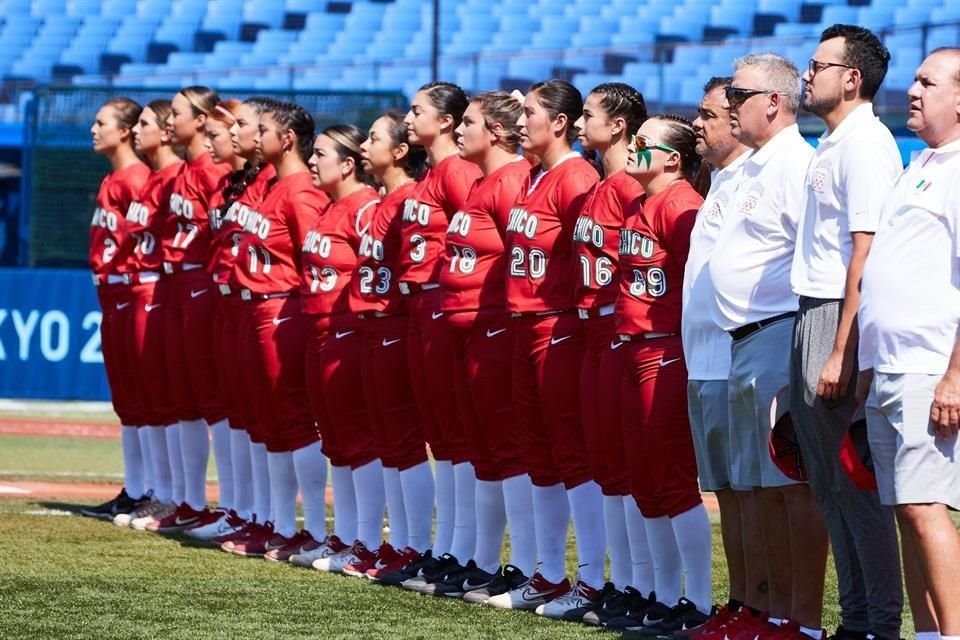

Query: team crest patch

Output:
[811, 160, 830, 194]
[740, 183, 764, 215]
[705, 192, 728, 223]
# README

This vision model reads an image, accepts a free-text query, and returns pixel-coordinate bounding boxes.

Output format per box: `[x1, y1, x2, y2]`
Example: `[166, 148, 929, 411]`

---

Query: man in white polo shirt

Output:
[790, 25, 903, 640]
[683, 76, 756, 625]
[710, 53, 826, 640]
[858, 47, 960, 640]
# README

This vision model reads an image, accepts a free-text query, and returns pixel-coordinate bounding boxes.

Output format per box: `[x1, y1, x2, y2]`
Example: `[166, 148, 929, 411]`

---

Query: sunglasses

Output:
[807, 59, 855, 78]
[724, 86, 780, 108]
[629, 133, 677, 154]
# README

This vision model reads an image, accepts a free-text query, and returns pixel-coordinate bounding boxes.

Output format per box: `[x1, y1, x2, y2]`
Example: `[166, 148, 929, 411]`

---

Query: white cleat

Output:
[534, 579, 601, 618]
[185, 509, 246, 541]
[289, 534, 349, 568]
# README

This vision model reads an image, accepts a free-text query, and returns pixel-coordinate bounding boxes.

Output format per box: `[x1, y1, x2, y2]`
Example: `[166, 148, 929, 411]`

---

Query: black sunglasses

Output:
[724, 86, 779, 108]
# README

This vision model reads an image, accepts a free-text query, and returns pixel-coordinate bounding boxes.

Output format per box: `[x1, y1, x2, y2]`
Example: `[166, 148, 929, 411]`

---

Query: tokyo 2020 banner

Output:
[0, 268, 109, 400]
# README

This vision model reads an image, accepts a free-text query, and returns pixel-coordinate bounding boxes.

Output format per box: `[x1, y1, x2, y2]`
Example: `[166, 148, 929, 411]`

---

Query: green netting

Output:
[25, 86, 407, 267]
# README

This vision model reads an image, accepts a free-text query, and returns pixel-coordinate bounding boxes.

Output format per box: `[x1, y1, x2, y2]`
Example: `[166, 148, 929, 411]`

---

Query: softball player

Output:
[82, 97, 151, 520]
[295, 124, 384, 571]
[329, 112, 432, 582]
[416, 91, 534, 599]
[398, 82, 483, 586]
[616, 116, 711, 633]
[568, 82, 652, 625]
[203, 98, 280, 546]
[148, 86, 232, 533]
[222, 101, 329, 558]
[115, 100, 184, 530]
[488, 80, 600, 612]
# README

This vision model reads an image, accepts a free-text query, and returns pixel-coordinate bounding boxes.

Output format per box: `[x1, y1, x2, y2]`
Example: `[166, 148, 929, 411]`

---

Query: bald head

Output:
[907, 48, 960, 147]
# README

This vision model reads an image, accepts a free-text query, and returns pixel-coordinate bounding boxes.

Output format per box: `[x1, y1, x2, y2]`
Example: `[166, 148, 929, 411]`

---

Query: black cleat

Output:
[462, 563, 529, 604]
[80, 488, 150, 519]
[630, 597, 710, 635]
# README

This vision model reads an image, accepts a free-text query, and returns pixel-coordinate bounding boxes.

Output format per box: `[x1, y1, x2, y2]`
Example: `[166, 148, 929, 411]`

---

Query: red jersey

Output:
[120, 160, 183, 273]
[397, 154, 482, 285]
[208, 164, 276, 285]
[573, 169, 643, 311]
[161, 152, 231, 266]
[505, 154, 599, 313]
[89, 162, 150, 274]
[349, 181, 417, 316]
[440, 158, 530, 311]
[300, 185, 380, 317]
[615, 179, 701, 336]
[232, 171, 329, 295]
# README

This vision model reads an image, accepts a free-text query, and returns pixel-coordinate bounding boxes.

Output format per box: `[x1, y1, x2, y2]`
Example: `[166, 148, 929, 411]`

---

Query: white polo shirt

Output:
[709, 124, 814, 331]
[859, 138, 960, 375]
[682, 150, 749, 380]
[791, 103, 902, 299]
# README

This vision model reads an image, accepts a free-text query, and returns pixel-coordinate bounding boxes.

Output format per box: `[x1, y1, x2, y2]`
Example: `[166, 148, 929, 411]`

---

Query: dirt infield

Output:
[0, 418, 120, 439]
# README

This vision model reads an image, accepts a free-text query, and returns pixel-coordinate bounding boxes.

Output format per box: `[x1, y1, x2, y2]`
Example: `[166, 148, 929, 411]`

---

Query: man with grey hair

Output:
[858, 46, 960, 640]
[710, 52, 828, 640]
[792, 24, 903, 640]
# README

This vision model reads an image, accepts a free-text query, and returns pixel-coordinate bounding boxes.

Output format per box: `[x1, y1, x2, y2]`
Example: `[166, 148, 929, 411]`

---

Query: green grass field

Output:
[0, 434, 911, 639]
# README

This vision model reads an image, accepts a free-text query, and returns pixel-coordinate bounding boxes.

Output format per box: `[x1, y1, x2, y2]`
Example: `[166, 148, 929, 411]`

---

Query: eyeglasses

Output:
[807, 59, 855, 78]
[724, 86, 781, 108]
[629, 133, 677, 154]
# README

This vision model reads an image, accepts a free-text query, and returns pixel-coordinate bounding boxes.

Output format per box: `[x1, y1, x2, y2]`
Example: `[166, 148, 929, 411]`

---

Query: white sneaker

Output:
[486, 571, 571, 610]
[313, 541, 371, 574]
[185, 509, 246, 541]
[289, 534, 349, 568]
[534, 578, 602, 618]
[130, 502, 175, 531]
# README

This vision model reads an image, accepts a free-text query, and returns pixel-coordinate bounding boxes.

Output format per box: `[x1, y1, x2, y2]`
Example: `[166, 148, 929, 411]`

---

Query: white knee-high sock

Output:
[433, 460, 454, 555]
[165, 423, 184, 505]
[292, 441, 328, 536]
[353, 459, 386, 548]
[249, 441, 271, 523]
[449, 462, 477, 561]
[605, 495, 632, 590]
[121, 425, 145, 498]
[568, 480, 606, 588]
[147, 426, 172, 503]
[644, 514, 682, 604]
[383, 466, 407, 549]
[503, 473, 537, 576]
[209, 419, 233, 510]
[136, 427, 154, 496]
[670, 503, 712, 612]
[267, 450, 298, 537]
[178, 419, 209, 510]
[331, 465, 357, 543]
[400, 460, 435, 552]
[625, 496, 654, 593]
[230, 429, 253, 519]
[474, 479, 506, 573]
[532, 483, 570, 584]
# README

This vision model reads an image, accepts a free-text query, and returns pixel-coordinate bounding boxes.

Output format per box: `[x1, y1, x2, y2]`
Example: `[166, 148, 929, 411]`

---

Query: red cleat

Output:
[264, 530, 318, 563]
[145, 502, 207, 533]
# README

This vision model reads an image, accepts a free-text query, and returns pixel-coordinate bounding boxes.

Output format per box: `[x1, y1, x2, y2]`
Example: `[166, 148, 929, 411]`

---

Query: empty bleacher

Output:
[0, 0, 956, 108]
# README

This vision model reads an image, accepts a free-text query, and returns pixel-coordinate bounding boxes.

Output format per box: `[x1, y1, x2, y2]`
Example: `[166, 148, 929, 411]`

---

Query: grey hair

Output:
[733, 52, 802, 114]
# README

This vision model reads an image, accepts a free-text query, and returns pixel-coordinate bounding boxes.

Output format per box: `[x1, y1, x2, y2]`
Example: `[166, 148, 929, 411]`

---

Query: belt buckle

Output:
[240, 289, 252, 301]
[122, 274, 132, 285]
[577, 308, 589, 320]
[398, 282, 410, 295]
[91, 274, 100, 287]
[618, 334, 632, 342]
[163, 262, 174, 275]
[218, 284, 231, 296]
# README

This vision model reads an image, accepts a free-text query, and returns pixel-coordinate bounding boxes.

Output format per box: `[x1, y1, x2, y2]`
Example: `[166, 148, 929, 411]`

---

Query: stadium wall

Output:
[0, 268, 108, 400]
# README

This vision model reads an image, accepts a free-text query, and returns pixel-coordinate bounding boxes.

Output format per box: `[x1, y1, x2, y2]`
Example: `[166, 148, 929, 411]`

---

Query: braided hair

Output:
[652, 114, 711, 197]
[590, 82, 647, 138]
[262, 100, 315, 164]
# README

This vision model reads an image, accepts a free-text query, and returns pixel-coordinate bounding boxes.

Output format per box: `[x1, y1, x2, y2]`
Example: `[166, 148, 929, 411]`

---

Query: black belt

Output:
[728, 312, 795, 342]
